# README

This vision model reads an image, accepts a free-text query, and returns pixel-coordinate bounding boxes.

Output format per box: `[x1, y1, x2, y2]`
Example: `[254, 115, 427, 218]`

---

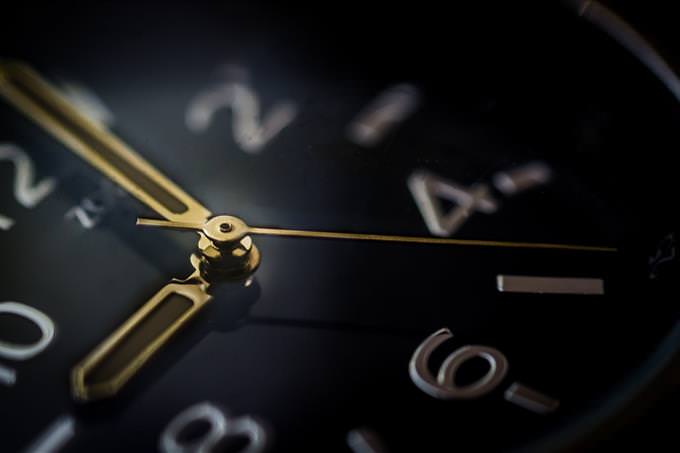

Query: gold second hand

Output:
[136, 218, 617, 253]
[246, 227, 618, 252]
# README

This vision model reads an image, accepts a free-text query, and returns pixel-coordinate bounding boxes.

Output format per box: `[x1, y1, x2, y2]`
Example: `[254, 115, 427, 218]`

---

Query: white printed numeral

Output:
[0, 302, 56, 387]
[409, 328, 559, 414]
[408, 162, 551, 237]
[64, 181, 126, 230]
[160, 402, 269, 453]
[408, 170, 498, 237]
[186, 64, 297, 154]
[0, 302, 55, 360]
[0, 143, 57, 231]
[409, 328, 508, 399]
[59, 81, 115, 128]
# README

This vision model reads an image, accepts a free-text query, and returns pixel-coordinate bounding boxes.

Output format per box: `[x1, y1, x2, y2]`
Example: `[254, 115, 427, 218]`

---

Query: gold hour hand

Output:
[0, 61, 211, 224]
[71, 277, 212, 401]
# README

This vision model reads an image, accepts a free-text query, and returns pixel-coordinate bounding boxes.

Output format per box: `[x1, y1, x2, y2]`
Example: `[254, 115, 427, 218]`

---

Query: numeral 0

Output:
[0, 302, 55, 360]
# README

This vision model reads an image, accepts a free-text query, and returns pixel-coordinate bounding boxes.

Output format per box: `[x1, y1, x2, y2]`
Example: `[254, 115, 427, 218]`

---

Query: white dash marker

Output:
[24, 415, 76, 453]
[504, 382, 560, 414]
[347, 428, 388, 453]
[492, 161, 552, 196]
[0, 363, 16, 386]
[347, 83, 420, 147]
[497, 275, 604, 295]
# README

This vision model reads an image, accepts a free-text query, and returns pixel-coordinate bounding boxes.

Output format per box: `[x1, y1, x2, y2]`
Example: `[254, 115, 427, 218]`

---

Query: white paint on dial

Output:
[497, 275, 604, 295]
[59, 81, 115, 128]
[0, 144, 57, 230]
[64, 181, 126, 230]
[408, 170, 498, 237]
[409, 328, 509, 400]
[492, 161, 552, 196]
[65, 197, 107, 229]
[347, 83, 420, 147]
[24, 415, 76, 453]
[160, 402, 268, 453]
[504, 382, 560, 414]
[0, 214, 14, 231]
[0, 302, 56, 360]
[186, 64, 297, 154]
[347, 428, 388, 453]
[0, 363, 16, 386]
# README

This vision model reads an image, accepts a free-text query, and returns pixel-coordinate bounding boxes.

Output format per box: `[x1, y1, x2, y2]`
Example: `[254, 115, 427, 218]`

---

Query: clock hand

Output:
[71, 274, 212, 402]
[72, 215, 259, 401]
[137, 217, 618, 253]
[0, 62, 255, 402]
[0, 61, 211, 224]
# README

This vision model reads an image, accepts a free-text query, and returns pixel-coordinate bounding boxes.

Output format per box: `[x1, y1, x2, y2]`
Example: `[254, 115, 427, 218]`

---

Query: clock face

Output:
[1, 1, 678, 452]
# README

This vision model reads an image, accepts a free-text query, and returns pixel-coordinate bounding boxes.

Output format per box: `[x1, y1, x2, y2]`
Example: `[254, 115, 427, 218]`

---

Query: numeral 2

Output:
[186, 64, 297, 154]
[0, 143, 56, 231]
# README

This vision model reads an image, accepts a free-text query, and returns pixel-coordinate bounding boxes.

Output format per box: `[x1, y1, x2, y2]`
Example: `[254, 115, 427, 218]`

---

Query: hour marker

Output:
[0, 214, 14, 231]
[408, 170, 498, 237]
[59, 80, 115, 128]
[0, 363, 16, 386]
[347, 83, 420, 147]
[649, 233, 676, 279]
[347, 428, 388, 453]
[504, 382, 560, 414]
[496, 275, 604, 295]
[492, 161, 552, 196]
[186, 63, 297, 154]
[24, 415, 76, 453]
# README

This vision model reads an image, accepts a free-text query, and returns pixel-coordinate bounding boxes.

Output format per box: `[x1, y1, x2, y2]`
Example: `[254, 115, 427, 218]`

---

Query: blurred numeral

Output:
[0, 301, 56, 386]
[0, 302, 55, 360]
[159, 402, 270, 453]
[59, 80, 115, 128]
[0, 143, 56, 231]
[64, 198, 106, 229]
[64, 181, 124, 230]
[186, 64, 297, 154]
[409, 328, 559, 413]
[408, 170, 498, 237]
[409, 162, 551, 237]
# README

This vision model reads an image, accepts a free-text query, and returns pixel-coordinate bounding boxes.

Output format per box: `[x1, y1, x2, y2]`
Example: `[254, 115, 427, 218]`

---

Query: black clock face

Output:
[1, 1, 678, 452]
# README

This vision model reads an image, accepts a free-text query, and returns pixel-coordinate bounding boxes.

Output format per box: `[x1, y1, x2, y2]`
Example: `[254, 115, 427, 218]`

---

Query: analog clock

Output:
[1, 1, 678, 452]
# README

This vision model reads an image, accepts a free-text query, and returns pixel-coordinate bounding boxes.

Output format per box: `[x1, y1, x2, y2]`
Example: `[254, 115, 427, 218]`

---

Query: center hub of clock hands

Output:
[137, 215, 261, 283]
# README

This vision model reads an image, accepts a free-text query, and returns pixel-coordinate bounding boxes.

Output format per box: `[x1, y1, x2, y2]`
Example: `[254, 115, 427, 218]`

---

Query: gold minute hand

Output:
[0, 61, 211, 224]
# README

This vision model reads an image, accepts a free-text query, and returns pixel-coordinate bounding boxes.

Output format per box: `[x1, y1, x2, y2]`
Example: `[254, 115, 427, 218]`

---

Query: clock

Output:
[1, 1, 678, 452]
